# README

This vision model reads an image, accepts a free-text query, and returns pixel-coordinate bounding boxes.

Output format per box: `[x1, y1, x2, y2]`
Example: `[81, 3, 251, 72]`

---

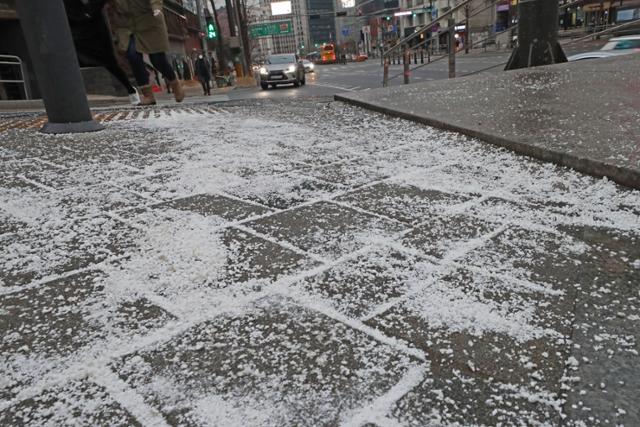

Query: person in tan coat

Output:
[112, 0, 184, 105]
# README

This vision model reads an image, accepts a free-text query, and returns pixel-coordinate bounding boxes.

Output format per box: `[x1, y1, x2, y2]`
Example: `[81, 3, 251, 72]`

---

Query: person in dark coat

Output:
[112, 0, 184, 105]
[63, 0, 139, 104]
[194, 54, 211, 95]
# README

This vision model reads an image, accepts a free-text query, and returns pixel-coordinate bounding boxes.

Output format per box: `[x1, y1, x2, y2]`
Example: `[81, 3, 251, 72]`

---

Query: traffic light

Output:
[206, 17, 218, 39]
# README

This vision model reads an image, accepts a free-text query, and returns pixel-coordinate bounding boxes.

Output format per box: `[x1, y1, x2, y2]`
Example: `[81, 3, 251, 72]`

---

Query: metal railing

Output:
[381, 0, 504, 86]
[0, 54, 30, 100]
[381, 4, 640, 87]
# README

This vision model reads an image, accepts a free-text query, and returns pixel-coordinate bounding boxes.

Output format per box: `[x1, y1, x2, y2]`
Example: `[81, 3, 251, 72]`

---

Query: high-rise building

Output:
[307, 0, 337, 48]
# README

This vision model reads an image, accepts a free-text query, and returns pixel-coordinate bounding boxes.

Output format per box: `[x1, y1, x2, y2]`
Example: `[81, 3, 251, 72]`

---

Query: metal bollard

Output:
[15, 0, 103, 133]
[383, 59, 389, 87]
[420, 50, 424, 64]
[448, 18, 456, 78]
[403, 48, 410, 85]
[414, 51, 417, 64]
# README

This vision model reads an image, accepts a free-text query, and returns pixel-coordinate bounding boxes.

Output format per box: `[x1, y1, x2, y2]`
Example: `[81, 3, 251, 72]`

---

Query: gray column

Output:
[505, 0, 567, 70]
[16, 0, 104, 133]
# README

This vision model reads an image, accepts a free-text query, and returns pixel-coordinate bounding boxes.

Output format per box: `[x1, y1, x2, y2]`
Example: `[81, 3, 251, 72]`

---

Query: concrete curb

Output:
[334, 93, 640, 190]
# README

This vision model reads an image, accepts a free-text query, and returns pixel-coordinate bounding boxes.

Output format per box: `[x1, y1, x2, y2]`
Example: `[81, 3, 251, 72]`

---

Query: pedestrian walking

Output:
[112, 0, 184, 105]
[194, 54, 211, 95]
[64, 0, 140, 104]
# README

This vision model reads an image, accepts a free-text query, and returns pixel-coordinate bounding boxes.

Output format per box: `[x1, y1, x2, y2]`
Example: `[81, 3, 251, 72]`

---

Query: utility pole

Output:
[403, 46, 410, 84]
[235, 0, 251, 75]
[505, 0, 567, 70]
[224, 0, 237, 37]
[464, 3, 469, 54]
[16, 0, 103, 134]
[196, 0, 209, 57]
[448, 17, 455, 78]
[210, 0, 227, 71]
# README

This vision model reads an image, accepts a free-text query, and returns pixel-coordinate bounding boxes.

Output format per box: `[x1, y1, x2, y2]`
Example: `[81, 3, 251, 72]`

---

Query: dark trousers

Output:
[125, 35, 176, 86]
[199, 77, 211, 94]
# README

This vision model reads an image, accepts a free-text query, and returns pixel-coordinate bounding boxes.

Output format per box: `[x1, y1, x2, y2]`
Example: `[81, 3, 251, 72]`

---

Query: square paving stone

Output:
[0, 211, 25, 236]
[105, 224, 321, 299]
[389, 370, 564, 426]
[229, 173, 341, 210]
[54, 184, 147, 217]
[337, 182, 471, 225]
[115, 173, 181, 202]
[0, 215, 140, 288]
[0, 379, 140, 426]
[213, 227, 321, 288]
[365, 267, 575, 425]
[0, 159, 54, 192]
[305, 160, 390, 188]
[30, 161, 145, 190]
[152, 193, 270, 222]
[0, 271, 173, 356]
[460, 225, 586, 288]
[402, 213, 499, 259]
[0, 271, 173, 400]
[556, 225, 640, 426]
[466, 196, 579, 227]
[112, 298, 417, 426]
[245, 201, 408, 260]
[297, 247, 436, 319]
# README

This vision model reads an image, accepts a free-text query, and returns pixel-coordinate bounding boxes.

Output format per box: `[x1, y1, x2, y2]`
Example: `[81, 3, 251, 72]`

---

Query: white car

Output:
[600, 35, 640, 51]
[259, 54, 305, 90]
[301, 59, 315, 73]
[568, 35, 640, 61]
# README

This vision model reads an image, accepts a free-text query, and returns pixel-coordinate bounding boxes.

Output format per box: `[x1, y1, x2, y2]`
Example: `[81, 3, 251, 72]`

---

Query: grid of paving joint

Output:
[1, 99, 640, 426]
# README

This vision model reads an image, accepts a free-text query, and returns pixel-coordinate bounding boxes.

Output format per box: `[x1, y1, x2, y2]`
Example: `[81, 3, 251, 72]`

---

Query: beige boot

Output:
[138, 85, 156, 106]
[169, 79, 184, 102]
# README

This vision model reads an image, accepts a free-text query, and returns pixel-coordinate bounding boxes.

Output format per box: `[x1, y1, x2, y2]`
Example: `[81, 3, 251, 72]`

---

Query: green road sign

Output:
[249, 20, 293, 38]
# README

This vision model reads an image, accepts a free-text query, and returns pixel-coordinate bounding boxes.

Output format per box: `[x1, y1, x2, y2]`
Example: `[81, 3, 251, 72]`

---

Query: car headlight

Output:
[287, 65, 296, 73]
[309, 63, 314, 69]
[260, 67, 268, 75]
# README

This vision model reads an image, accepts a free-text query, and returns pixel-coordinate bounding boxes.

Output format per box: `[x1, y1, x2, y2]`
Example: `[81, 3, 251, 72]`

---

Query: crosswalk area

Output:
[0, 105, 225, 133]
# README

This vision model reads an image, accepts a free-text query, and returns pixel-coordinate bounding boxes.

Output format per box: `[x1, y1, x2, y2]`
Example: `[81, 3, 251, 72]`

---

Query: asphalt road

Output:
[219, 38, 606, 102]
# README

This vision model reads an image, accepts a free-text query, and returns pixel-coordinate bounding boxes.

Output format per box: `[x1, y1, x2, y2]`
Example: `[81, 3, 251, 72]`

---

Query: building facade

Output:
[0, 0, 207, 99]
[250, 0, 310, 58]
[307, 0, 337, 47]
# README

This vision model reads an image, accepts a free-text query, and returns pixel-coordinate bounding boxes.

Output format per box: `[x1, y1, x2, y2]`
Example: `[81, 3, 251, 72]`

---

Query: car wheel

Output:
[260, 82, 268, 90]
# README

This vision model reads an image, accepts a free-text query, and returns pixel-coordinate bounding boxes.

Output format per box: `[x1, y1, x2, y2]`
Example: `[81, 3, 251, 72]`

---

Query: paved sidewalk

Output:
[1, 99, 639, 426]
[336, 54, 640, 189]
[0, 84, 235, 114]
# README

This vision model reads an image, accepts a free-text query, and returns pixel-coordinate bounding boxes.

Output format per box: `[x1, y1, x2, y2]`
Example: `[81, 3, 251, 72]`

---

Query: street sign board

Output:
[249, 20, 294, 38]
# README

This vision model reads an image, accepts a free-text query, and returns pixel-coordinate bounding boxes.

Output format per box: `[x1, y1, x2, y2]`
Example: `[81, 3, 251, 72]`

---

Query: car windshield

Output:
[267, 55, 295, 64]
[601, 39, 640, 50]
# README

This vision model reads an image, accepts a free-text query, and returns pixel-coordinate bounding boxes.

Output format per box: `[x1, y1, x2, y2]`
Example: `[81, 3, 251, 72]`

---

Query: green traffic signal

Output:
[207, 23, 217, 39]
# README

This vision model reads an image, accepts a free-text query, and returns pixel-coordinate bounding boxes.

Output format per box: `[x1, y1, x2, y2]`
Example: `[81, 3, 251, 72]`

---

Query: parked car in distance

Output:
[600, 35, 640, 50]
[568, 35, 640, 61]
[301, 59, 315, 73]
[567, 51, 626, 61]
[259, 54, 306, 90]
